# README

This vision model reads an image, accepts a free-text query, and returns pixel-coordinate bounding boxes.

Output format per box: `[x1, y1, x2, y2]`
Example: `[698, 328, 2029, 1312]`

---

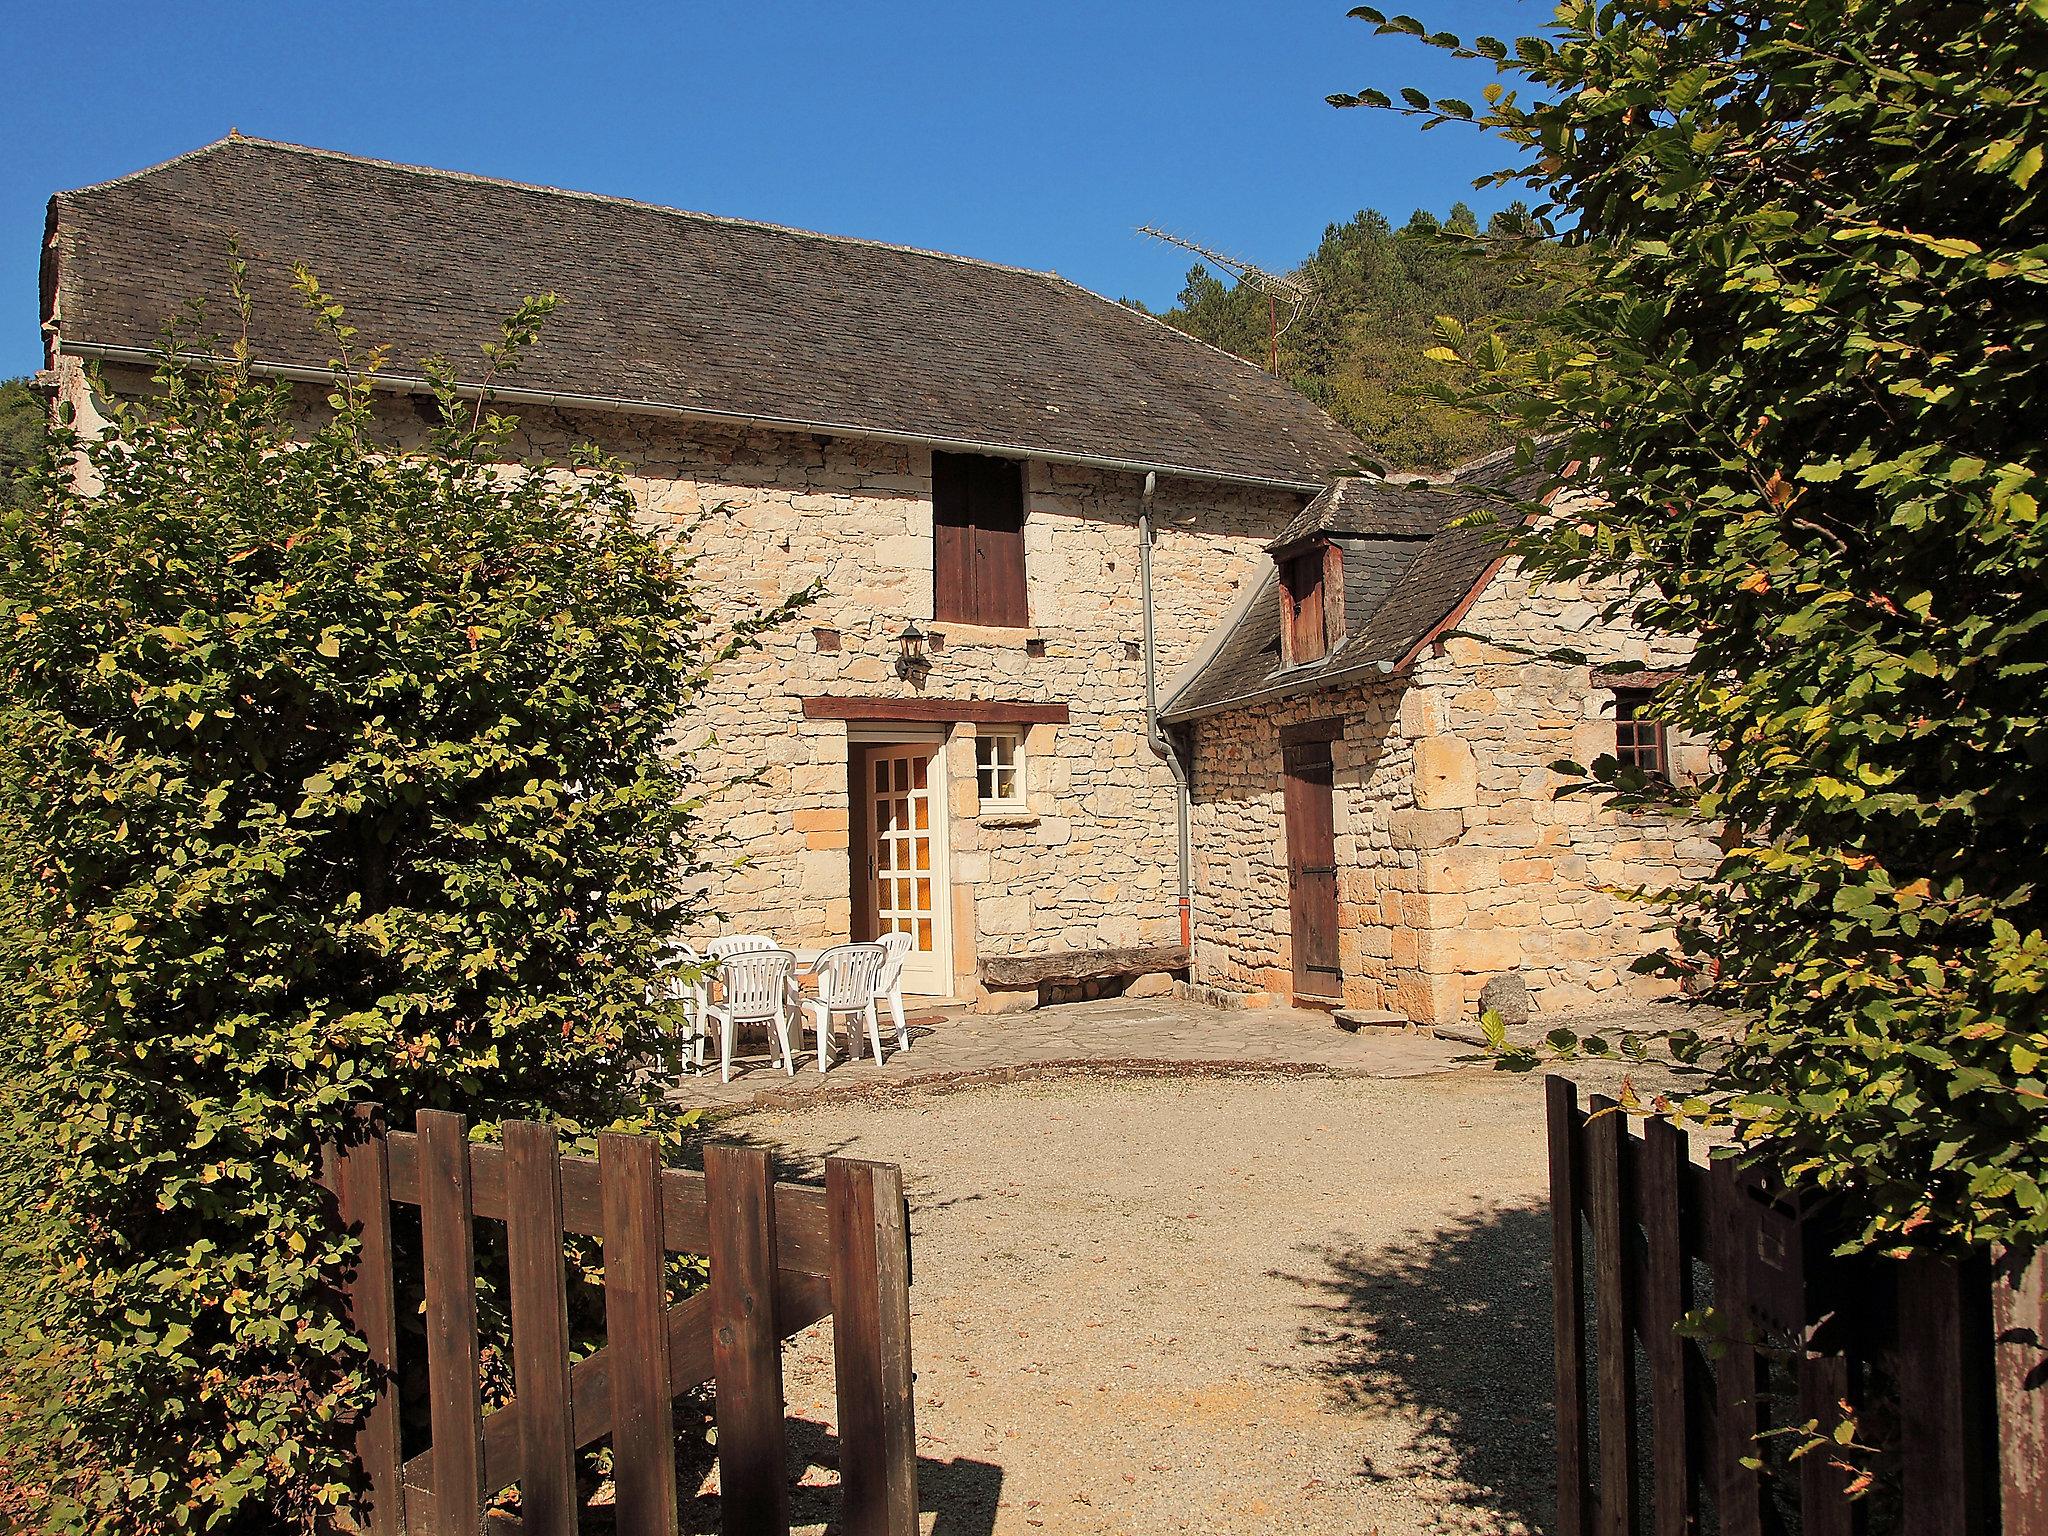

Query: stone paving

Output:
[664, 992, 1469, 1115]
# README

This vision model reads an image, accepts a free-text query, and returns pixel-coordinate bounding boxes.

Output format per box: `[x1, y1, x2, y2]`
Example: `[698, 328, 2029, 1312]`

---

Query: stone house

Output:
[40, 136, 1360, 1007]
[1160, 453, 1719, 1025]
[42, 137, 1713, 1024]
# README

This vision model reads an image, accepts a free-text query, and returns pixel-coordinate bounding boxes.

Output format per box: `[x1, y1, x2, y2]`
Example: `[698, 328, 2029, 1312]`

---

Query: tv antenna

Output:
[1138, 226, 1313, 375]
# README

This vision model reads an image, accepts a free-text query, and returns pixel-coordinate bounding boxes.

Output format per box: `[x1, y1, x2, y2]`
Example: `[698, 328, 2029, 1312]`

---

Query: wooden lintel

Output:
[802, 696, 1070, 725]
[1280, 717, 1347, 746]
[980, 943, 1189, 990]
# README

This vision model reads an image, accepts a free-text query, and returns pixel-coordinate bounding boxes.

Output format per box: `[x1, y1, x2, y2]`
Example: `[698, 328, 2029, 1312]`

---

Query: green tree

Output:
[0, 276, 798, 1532]
[0, 378, 44, 506]
[1335, 0, 2048, 1250]
[1154, 203, 1577, 471]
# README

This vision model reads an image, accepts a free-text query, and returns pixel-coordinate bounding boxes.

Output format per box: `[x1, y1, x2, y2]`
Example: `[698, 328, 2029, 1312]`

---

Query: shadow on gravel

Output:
[1285, 1203, 1556, 1532]
[669, 1410, 1003, 1535]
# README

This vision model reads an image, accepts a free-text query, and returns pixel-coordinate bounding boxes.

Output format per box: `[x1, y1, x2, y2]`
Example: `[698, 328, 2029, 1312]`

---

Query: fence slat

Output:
[1546, 1077, 1593, 1536]
[1585, 1094, 1637, 1536]
[331, 1104, 405, 1536]
[417, 1109, 485, 1536]
[506, 1121, 577, 1536]
[1795, 1350, 1855, 1536]
[1995, 1245, 2048, 1536]
[602, 1131, 680, 1536]
[1710, 1159, 1765, 1536]
[828, 1157, 919, 1536]
[708, 1143, 791, 1536]
[1899, 1253, 1995, 1534]
[1640, 1116, 1693, 1536]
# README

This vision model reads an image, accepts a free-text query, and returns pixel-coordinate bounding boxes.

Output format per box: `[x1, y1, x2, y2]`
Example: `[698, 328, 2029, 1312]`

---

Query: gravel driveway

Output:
[719, 1068, 1564, 1536]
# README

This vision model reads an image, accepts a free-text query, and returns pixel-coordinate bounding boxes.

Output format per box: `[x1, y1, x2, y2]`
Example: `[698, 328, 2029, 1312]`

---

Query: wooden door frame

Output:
[846, 729, 954, 998]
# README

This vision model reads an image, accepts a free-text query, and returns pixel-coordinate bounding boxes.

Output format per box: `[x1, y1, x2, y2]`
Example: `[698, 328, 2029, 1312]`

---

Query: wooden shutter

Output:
[932, 452, 1027, 626]
[1281, 553, 1327, 664]
[932, 454, 976, 622]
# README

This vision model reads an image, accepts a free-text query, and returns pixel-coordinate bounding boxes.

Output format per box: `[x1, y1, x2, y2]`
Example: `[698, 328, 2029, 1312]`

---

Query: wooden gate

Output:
[1547, 1076, 2046, 1535]
[319, 1106, 916, 1535]
[1282, 726, 1342, 1003]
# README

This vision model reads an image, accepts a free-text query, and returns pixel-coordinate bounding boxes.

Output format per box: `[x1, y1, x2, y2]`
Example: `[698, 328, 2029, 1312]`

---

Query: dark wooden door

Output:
[1283, 739, 1342, 1002]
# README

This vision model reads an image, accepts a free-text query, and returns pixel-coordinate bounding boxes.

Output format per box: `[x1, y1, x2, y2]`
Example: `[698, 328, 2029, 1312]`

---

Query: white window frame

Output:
[974, 728, 1027, 811]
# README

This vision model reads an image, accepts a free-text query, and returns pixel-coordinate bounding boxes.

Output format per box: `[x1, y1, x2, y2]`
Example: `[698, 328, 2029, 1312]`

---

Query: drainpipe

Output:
[1138, 472, 1195, 955]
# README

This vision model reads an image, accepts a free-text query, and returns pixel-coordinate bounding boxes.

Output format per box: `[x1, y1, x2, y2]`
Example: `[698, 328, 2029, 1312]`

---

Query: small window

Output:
[975, 729, 1026, 809]
[1280, 552, 1327, 665]
[933, 452, 1028, 627]
[1614, 690, 1669, 776]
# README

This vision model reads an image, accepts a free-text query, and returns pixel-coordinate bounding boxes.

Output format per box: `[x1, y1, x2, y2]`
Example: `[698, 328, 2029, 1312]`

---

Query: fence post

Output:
[1639, 1116, 1694, 1536]
[828, 1156, 919, 1536]
[505, 1120, 577, 1536]
[707, 1143, 791, 1536]
[1585, 1094, 1638, 1536]
[1709, 1159, 1766, 1536]
[1995, 1245, 2048, 1536]
[1795, 1351, 1855, 1536]
[417, 1109, 485, 1536]
[328, 1103, 406, 1536]
[1899, 1253, 1997, 1533]
[602, 1130, 681, 1536]
[1546, 1076, 1593, 1536]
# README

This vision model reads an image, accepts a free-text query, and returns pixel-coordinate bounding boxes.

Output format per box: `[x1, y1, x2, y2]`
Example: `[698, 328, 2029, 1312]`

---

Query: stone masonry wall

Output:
[59, 359, 1303, 1001]
[1189, 557, 1718, 1024]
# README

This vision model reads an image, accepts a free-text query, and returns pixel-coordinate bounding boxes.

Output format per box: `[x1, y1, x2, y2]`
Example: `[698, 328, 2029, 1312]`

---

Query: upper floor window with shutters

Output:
[1279, 543, 1341, 665]
[932, 452, 1028, 627]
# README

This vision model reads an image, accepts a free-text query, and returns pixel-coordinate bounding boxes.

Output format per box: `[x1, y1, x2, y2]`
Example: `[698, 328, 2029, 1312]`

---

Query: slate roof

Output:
[1161, 449, 1540, 722]
[43, 136, 1361, 490]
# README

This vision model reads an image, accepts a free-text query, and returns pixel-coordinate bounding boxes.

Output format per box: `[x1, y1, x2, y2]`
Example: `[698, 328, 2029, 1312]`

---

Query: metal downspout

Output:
[1138, 473, 1195, 954]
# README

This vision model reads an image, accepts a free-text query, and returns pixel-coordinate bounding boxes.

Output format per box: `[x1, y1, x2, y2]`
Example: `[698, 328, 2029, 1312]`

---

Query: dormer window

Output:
[1278, 540, 1344, 666]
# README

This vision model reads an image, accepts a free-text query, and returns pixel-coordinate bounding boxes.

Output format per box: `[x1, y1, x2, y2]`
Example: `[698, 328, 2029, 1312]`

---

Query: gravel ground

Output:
[719, 1068, 1569, 1536]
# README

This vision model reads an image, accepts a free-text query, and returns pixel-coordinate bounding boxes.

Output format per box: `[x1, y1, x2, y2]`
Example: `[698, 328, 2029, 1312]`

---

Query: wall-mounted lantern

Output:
[895, 620, 932, 686]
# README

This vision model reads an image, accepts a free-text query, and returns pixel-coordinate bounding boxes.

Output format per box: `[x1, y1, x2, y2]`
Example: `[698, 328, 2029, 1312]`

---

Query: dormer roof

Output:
[1162, 448, 1546, 722]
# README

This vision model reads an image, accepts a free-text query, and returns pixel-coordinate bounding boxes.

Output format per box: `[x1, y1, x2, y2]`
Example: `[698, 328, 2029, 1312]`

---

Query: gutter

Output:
[53, 340, 1330, 496]
[1138, 472, 1196, 955]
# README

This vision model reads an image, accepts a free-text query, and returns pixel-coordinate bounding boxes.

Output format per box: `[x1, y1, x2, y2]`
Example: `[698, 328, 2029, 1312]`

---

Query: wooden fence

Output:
[1547, 1075, 2046, 1536]
[318, 1105, 916, 1536]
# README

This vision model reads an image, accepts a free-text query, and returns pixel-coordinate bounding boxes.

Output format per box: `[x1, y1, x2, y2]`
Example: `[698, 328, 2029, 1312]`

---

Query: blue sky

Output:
[5, 0, 1542, 379]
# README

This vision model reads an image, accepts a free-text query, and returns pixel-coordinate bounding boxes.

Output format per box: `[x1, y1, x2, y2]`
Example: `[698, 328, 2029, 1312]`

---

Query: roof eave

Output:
[1160, 653, 1403, 726]
[55, 339, 1333, 495]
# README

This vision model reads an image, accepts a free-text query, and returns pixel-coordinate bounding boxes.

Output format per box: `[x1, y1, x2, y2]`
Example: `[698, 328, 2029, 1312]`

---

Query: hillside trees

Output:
[1144, 201, 1576, 469]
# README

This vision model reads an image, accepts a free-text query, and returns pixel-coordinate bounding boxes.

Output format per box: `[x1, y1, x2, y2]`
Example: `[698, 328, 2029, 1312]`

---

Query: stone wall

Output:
[1188, 556, 1717, 1024]
[58, 358, 1304, 1001]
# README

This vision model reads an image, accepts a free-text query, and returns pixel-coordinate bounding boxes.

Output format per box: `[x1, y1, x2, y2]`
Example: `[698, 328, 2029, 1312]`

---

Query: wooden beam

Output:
[802, 696, 1069, 725]
[1279, 717, 1346, 746]
[979, 943, 1189, 990]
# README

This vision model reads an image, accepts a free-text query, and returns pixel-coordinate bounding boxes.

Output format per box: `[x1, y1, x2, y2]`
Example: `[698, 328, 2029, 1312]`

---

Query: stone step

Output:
[1334, 1008, 1411, 1031]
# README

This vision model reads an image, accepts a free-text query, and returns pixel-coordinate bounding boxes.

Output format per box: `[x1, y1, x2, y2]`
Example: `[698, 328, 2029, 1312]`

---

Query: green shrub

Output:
[1334, 0, 2048, 1251]
[0, 279, 796, 1532]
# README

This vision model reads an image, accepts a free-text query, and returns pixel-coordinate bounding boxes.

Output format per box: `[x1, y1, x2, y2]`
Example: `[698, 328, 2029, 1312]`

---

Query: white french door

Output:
[865, 743, 952, 996]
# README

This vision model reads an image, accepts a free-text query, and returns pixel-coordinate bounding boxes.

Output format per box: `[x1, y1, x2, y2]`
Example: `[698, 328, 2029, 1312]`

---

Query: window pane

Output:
[975, 730, 1024, 804]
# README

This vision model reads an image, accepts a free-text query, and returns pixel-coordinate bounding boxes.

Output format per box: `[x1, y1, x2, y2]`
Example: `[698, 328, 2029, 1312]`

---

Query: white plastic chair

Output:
[655, 940, 711, 1072]
[705, 949, 798, 1082]
[802, 943, 887, 1072]
[706, 934, 775, 959]
[876, 931, 915, 1052]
